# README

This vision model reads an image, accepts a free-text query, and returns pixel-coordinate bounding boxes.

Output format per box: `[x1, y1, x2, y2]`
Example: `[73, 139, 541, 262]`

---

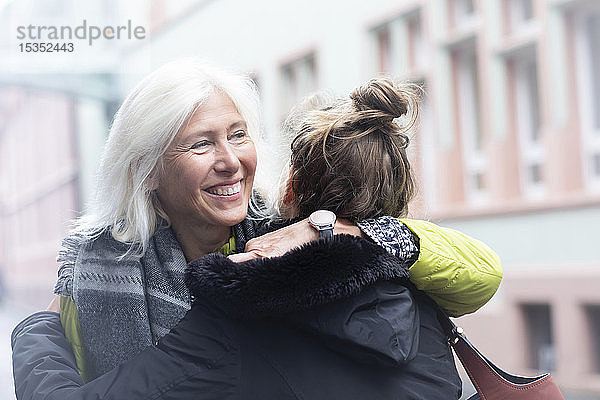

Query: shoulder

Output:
[399, 218, 502, 317]
[53, 229, 129, 298]
[54, 231, 90, 298]
[11, 311, 62, 346]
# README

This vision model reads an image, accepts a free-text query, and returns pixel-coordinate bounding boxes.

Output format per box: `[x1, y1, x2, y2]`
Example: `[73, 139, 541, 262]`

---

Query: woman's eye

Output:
[190, 140, 210, 152]
[230, 130, 248, 143]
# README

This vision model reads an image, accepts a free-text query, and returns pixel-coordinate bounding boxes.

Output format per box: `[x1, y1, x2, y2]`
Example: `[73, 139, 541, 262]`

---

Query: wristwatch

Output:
[308, 210, 336, 239]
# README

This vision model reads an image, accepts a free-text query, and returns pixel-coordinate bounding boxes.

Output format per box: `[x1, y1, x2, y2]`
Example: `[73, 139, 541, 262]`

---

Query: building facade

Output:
[1, 0, 599, 396]
[0, 78, 117, 306]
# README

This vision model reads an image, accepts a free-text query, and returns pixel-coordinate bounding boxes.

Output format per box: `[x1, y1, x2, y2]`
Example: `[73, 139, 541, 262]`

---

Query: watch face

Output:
[309, 210, 336, 226]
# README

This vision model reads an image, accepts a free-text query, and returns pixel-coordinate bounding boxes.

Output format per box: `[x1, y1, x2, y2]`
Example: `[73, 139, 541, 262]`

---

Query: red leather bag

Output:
[438, 310, 565, 400]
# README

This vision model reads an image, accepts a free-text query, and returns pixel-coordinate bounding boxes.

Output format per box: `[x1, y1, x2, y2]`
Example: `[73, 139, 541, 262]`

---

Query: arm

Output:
[358, 217, 502, 317]
[58, 296, 90, 381]
[237, 216, 502, 317]
[11, 310, 229, 400]
[228, 217, 362, 262]
[13, 293, 193, 399]
[40, 294, 90, 382]
[399, 218, 502, 317]
[12, 312, 83, 400]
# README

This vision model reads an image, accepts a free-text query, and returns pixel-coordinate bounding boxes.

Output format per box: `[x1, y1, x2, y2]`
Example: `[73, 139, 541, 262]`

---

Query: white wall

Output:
[119, 0, 417, 142]
[441, 205, 600, 267]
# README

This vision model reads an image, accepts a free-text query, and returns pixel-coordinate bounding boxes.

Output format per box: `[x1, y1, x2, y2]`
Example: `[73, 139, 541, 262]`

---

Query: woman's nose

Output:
[213, 142, 241, 173]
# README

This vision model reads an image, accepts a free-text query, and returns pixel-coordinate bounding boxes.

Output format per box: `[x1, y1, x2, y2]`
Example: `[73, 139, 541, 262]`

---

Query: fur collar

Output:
[185, 234, 410, 319]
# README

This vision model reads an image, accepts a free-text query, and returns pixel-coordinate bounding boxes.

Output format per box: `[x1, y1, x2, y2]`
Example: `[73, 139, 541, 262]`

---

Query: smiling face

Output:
[156, 91, 257, 233]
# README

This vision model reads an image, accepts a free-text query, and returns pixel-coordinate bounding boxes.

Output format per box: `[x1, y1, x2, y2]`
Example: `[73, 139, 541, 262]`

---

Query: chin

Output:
[216, 207, 249, 227]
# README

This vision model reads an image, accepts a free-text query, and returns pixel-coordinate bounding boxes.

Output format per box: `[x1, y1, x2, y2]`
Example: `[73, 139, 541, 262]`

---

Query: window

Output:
[417, 88, 437, 206]
[521, 304, 555, 371]
[593, 154, 600, 177]
[513, 51, 544, 196]
[588, 17, 600, 131]
[528, 164, 542, 185]
[586, 305, 600, 373]
[473, 172, 485, 191]
[407, 13, 427, 72]
[456, 47, 482, 151]
[509, 0, 534, 33]
[454, 44, 486, 203]
[371, 11, 428, 77]
[374, 25, 392, 74]
[451, 0, 476, 28]
[280, 53, 317, 121]
[575, 9, 600, 189]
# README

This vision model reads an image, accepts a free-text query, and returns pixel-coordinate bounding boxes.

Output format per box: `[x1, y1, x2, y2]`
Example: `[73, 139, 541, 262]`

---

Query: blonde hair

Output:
[76, 59, 267, 255]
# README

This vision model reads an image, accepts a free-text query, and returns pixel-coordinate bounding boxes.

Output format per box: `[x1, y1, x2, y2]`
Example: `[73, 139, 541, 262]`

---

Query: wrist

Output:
[335, 218, 364, 238]
[308, 210, 336, 239]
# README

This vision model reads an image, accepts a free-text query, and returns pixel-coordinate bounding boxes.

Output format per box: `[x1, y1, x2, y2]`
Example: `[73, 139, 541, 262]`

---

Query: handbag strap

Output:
[435, 306, 565, 400]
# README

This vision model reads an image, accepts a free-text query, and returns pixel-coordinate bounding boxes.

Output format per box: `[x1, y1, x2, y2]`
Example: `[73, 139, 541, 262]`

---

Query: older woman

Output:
[12, 61, 501, 398]
[49, 60, 377, 382]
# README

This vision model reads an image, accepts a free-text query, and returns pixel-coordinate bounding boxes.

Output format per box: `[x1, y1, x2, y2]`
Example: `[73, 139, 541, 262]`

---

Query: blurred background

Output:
[1, 0, 599, 398]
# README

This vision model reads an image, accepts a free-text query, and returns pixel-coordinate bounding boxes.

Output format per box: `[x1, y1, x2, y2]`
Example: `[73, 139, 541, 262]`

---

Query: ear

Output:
[282, 169, 295, 206]
[282, 185, 294, 205]
[148, 176, 160, 191]
[147, 164, 162, 191]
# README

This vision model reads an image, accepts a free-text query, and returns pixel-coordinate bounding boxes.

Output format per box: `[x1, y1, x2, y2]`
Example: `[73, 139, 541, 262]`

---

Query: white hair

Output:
[76, 58, 270, 256]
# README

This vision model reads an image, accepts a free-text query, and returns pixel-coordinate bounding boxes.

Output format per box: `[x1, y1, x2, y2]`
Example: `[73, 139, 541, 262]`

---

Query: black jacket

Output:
[12, 235, 461, 399]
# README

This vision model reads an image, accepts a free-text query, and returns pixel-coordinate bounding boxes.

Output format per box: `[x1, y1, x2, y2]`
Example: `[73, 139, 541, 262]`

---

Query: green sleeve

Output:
[399, 218, 503, 317]
[59, 296, 90, 382]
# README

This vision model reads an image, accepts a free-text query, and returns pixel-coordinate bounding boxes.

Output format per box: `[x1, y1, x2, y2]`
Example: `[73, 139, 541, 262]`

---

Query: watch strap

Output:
[319, 228, 334, 239]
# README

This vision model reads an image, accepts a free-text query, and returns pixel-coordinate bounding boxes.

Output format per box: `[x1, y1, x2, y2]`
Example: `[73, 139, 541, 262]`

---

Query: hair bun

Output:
[350, 78, 408, 119]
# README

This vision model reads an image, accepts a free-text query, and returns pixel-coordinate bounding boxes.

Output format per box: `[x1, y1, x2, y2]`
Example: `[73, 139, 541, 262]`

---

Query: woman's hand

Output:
[47, 294, 61, 313]
[229, 217, 363, 262]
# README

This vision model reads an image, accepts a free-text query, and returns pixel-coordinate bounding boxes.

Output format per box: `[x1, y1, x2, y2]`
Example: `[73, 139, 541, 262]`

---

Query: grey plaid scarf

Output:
[54, 219, 255, 380]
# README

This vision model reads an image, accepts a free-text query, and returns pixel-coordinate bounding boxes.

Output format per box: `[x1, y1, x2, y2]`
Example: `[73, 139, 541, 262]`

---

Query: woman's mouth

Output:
[205, 181, 242, 197]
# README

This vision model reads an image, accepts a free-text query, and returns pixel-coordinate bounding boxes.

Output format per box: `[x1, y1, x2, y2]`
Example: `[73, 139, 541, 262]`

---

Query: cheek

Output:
[161, 156, 210, 199]
[242, 144, 258, 181]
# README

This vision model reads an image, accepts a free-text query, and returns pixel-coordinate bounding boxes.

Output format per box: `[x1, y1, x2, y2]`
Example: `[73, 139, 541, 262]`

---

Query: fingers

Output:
[228, 252, 259, 262]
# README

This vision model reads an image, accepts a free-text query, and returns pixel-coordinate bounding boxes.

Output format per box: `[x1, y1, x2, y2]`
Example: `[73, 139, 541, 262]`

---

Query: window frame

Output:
[513, 50, 545, 198]
[574, 8, 600, 191]
[454, 43, 487, 204]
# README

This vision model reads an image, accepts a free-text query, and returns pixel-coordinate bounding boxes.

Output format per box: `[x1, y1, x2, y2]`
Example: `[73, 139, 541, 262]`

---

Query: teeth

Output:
[207, 182, 241, 196]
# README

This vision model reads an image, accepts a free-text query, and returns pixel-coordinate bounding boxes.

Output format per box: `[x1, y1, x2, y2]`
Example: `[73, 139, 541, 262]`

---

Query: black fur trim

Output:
[185, 234, 410, 319]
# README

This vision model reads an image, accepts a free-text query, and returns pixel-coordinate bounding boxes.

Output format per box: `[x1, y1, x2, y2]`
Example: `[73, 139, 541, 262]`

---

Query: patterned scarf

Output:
[54, 219, 256, 380]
